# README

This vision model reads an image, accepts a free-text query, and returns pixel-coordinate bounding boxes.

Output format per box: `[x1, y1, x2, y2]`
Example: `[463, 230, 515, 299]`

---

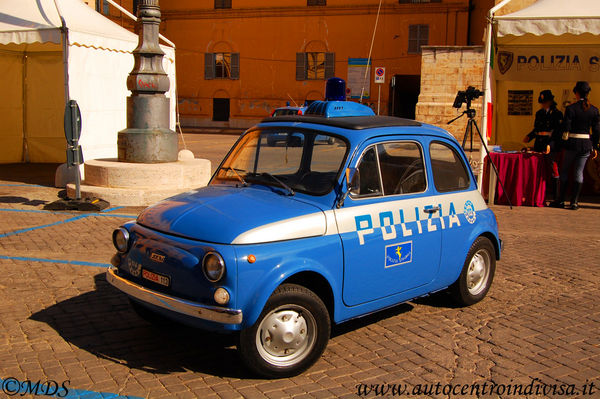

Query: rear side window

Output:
[429, 142, 470, 192]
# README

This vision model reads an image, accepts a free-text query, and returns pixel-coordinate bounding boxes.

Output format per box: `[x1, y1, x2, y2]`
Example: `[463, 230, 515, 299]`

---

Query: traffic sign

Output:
[374, 67, 385, 84]
[64, 100, 82, 145]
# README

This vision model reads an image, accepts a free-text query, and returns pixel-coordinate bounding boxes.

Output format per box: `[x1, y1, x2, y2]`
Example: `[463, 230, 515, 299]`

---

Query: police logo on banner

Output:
[464, 200, 476, 224]
[497, 51, 514, 75]
[385, 241, 413, 268]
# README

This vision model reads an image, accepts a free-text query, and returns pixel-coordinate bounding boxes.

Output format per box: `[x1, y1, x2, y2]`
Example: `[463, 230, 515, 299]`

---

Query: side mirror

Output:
[338, 167, 359, 208]
[346, 167, 359, 193]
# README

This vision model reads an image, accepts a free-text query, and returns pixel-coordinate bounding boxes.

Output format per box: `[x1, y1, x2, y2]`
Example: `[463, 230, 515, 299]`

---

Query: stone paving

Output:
[0, 146, 599, 398]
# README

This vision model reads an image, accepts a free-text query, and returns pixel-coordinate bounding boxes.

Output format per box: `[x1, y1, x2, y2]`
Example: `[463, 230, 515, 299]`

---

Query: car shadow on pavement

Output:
[29, 273, 254, 379]
[0, 196, 48, 206]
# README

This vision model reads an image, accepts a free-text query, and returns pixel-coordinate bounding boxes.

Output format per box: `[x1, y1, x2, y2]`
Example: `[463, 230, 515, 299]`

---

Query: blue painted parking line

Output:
[0, 183, 45, 188]
[101, 206, 125, 213]
[0, 215, 88, 238]
[0, 255, 110, 268]
[0, 377, 143, 398]
[0, 208, 137, 219]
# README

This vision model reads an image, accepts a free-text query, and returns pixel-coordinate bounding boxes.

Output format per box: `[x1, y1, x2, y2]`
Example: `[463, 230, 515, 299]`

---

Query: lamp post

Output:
[117, 0, 177, 163]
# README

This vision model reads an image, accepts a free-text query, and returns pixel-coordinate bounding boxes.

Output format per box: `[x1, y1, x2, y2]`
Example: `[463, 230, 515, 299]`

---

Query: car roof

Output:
[261, 115, 421, 130]
[257, 115, 457, 146]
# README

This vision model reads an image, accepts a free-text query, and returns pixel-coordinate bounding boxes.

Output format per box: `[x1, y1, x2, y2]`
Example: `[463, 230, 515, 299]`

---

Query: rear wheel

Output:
[449, 236, 496, 306]
[238, 284, 330, 378]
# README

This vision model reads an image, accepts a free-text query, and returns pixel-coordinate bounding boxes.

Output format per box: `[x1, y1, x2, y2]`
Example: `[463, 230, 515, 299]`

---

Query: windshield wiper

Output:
[260, 172, 295, 196]
[224, 167, 248, 187]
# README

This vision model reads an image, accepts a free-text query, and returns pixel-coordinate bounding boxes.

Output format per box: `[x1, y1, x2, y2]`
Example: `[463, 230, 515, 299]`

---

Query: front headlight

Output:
[203, 252, 226, 282]
[112, 228, 130, 253]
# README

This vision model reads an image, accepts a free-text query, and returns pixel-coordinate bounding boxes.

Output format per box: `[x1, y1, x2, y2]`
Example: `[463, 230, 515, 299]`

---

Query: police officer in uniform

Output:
[551, 81, 600, 210]
[523, 90, 563, 200]
[523, 90, 563, 153]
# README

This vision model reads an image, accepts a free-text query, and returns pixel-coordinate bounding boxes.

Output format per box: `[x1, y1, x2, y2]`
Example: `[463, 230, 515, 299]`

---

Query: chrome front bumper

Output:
[106, 266, 243, 325]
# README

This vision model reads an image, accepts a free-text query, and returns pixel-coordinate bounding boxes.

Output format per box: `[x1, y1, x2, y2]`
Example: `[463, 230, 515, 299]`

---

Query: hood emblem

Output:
[150, 252, 166, 263]
[128, 258, 141, 277]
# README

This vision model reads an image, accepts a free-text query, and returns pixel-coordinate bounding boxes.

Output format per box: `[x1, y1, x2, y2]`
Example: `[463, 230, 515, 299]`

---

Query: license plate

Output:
[142, 269, 170, 287]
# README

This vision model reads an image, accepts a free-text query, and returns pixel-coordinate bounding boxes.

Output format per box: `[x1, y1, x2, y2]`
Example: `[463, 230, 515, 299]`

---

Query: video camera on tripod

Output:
[452, 86, 484, 110]
[448, 86, 513, 208]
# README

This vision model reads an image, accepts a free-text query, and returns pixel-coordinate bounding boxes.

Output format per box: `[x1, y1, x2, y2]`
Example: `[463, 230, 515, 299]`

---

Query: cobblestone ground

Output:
[0, 166, 599, 398]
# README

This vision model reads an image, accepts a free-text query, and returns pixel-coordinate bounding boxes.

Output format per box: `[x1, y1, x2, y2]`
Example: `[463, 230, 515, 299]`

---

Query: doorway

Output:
[389, 75, 420, 120]
[212, 98, 230, 122]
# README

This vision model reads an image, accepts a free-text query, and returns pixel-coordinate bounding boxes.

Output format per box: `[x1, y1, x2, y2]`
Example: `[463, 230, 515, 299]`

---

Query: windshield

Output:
[212, 129, 348, 196]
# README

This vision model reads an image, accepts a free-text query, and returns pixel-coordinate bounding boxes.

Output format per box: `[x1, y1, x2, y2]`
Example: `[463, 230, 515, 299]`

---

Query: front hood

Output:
[137, 186, 327, 244]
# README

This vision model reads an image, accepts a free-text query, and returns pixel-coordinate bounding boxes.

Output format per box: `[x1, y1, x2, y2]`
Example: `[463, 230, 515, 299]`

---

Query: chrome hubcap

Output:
[256, 305, 316, 367]
[466, 249, 490, 296]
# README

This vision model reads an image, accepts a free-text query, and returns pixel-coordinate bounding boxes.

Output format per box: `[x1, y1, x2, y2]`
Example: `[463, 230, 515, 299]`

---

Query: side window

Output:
[353, 147, 382, 197]
[429, 142, 470, 192]
[377, 142, 426, 195]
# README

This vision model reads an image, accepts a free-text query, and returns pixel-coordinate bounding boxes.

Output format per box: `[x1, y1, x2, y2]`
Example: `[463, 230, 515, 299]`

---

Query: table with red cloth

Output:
[482, 152, 550, 207]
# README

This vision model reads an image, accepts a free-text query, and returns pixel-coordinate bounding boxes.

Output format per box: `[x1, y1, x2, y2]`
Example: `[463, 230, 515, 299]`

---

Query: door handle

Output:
[423, 206, 440, 214]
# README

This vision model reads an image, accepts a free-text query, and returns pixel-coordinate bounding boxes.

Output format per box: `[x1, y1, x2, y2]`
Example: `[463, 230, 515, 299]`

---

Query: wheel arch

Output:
[479, 231, 501, 260]
[282, 271, 335, 322]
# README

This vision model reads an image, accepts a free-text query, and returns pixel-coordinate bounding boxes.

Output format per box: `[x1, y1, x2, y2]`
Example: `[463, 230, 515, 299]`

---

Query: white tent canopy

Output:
[496, 0, 600, 39]
[0, 0, 176, 163]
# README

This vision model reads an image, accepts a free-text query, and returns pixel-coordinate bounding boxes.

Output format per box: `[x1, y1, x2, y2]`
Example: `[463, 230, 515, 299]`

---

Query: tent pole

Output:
[54, 0, 82, 199]
[479, 0, 513, 192]
[22, 53, 29, 163]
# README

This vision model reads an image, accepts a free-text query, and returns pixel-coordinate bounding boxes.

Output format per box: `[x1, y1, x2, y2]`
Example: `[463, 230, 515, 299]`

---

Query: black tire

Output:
[129, 298, 179, 326]
[238, 284, 330, 378]
[449, 236, 496, 306]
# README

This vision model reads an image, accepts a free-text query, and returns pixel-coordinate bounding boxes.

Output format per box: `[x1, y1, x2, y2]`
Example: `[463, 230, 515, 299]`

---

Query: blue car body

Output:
[107, 105, 501, 336]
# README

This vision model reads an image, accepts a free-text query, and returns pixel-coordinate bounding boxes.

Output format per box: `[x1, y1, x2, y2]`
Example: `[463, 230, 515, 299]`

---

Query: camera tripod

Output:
[448, 108, 513, 209]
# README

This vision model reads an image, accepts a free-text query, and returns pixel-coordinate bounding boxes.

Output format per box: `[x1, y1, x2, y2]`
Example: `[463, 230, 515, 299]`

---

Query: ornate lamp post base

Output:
[118, 0, 177, 163]
[118, 95, 177, 163]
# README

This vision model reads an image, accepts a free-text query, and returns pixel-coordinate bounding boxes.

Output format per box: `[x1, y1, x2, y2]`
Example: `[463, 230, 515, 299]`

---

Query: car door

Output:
[334, 138, 442, 306]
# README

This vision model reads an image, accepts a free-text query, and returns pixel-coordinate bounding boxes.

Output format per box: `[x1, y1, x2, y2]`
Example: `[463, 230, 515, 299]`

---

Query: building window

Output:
[296, 52, 335, 80]
[215, 0, 232, 9]
[308, 0, 326, 5]
[95, 0, 109, 15]
[205, 53, 240, 80]
[399, 0, 441, 3]
[408, 25, 429, 54]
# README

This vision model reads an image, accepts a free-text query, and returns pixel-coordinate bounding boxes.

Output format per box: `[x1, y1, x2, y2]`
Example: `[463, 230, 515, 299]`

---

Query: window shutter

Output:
[230, 53, 240, 79]
[324, 52, 335, 79]
[205, 53, 215, 80]
[296, 53, 306, 81]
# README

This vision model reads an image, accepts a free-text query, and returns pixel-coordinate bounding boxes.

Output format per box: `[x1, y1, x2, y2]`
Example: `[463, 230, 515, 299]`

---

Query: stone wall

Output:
[415, 46, 485, 146]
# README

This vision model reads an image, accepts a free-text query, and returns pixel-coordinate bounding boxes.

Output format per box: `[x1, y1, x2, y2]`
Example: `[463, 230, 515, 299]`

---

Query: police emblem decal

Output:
[497, 51, 514, 75]
[128, 258, 141, 277]
[385, 241, 413, 268]
[464, 200, 476, 224]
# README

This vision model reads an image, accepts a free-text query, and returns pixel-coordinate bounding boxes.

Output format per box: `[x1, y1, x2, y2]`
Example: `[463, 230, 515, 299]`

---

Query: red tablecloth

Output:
[484, 152, 549, 207]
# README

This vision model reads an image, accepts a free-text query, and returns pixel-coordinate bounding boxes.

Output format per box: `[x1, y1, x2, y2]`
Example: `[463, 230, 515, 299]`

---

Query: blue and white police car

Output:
[107, 80, 501, 378]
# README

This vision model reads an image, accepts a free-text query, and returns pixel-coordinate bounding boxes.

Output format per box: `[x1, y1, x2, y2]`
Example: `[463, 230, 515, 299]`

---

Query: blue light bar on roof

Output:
[304, 101, 375, 118]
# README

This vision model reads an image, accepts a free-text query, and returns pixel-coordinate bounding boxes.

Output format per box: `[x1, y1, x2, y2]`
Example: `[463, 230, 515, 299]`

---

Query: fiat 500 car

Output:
[107, 100, 501, 378]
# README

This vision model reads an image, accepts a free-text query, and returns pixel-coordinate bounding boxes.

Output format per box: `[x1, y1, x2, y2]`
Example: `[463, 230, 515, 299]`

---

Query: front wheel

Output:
[238, 284, 330, 378]
[449, 236, 496, 306]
